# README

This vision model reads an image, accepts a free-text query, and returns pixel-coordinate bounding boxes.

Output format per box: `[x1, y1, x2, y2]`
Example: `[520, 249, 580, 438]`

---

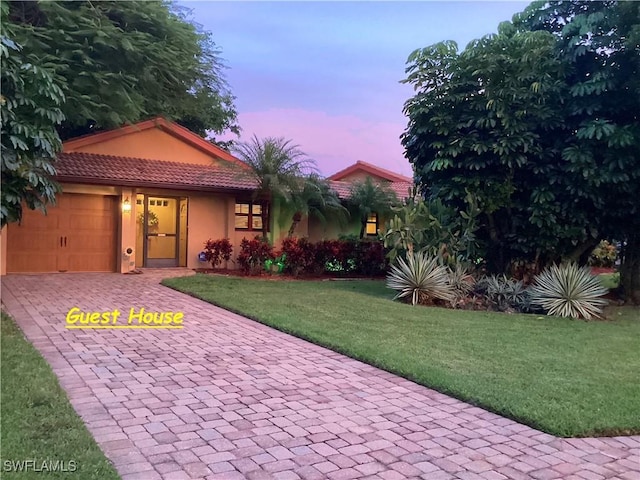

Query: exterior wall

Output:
[186, 193, 232, 269]
[334, 171, 390, 184]
[66, 128, 223, 166]
[308, 215, 361, 242]
[0, 226, 7, 275]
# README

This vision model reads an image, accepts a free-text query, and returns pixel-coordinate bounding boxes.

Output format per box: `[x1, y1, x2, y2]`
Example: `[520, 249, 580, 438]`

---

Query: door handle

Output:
[60, 236, 63, 247]
[64, 236, 67, 247]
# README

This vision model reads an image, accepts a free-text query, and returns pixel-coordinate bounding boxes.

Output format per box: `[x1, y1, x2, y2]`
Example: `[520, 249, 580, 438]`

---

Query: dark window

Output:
[235, 201, 265, 231]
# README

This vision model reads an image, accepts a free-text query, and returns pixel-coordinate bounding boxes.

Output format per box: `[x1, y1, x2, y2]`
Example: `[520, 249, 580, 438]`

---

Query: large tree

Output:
[402, 1, 640, 302]
[6, 0, 238, 140]
[1, 3, 65, 226]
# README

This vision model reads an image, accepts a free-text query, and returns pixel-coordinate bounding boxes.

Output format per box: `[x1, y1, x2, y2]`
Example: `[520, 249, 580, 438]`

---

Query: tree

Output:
[514, 0, 640, 303]
[232, 136, 317, 240]
[1, 3, 65, 226]
[402, 1, 640, 302]
[6, 0, 238, 140]
[347, 177, 397, 239]
[285, 174, 348, 238]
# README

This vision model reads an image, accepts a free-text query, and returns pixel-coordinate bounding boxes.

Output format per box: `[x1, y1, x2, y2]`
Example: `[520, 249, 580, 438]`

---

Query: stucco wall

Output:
[66, 128, 223, 166]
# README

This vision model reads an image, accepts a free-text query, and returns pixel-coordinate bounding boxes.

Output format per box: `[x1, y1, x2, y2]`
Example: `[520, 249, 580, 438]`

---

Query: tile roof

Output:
[55, 152, 258, 192]
[329, 180, 413, 201]
[328, 160, 413, 183]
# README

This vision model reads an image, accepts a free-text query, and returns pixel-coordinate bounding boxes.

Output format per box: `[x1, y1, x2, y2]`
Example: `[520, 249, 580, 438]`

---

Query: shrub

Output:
[529, 263, 609, 320]
[237, 236, 274, 275]
[476, 274, 529, 312]
[387, 252, 454, 305]
[280, 237, 316, 276]
[448, 264, 475, 304]
[353, 240, 388, 276]
[202, 238, 233, 268]
[588, 240, 618, 268]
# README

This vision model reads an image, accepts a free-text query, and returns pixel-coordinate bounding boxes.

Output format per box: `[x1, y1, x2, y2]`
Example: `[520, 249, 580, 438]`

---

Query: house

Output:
[0, 119, 412, 274]
[308, 161, 413, 241]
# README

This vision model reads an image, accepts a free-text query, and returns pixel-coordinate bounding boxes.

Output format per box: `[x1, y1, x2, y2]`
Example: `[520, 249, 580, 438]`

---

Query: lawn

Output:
[1, 312, 120, 480]
[163, 274, 640, 438]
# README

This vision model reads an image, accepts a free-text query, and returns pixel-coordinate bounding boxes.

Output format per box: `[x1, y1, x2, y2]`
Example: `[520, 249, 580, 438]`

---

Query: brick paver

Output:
[2, 271, 639, 479]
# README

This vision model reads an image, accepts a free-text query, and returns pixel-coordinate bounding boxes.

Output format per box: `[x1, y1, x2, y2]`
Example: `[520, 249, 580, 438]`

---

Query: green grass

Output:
[163, 274, 640, 438]
[1, 312, 120, 479]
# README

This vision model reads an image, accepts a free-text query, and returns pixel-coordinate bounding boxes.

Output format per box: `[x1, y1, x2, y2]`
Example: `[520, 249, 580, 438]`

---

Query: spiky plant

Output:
[448, 264, 475, 301]
[529, 263, 609, 320]
[387, 252, 454, 305]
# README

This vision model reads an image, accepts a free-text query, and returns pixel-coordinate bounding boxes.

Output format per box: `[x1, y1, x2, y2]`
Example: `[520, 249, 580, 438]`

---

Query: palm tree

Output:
[348, 177, 397, 239]
[286, 174, 348, 237]
[232, 135, 316, 240]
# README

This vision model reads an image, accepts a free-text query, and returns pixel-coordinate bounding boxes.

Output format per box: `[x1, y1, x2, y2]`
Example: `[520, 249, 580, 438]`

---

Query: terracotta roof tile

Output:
[329, 180, 413, 201]
[55, 152, 257, 192]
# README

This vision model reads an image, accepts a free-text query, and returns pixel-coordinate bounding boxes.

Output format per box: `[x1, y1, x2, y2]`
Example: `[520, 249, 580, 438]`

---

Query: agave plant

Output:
[387, 252, 454, 305]
[529, 263, 609, 320]
[448, 264, 475, 301]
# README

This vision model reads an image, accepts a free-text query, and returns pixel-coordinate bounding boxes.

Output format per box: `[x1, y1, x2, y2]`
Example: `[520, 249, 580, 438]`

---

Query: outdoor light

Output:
[122, 197, 131, 213]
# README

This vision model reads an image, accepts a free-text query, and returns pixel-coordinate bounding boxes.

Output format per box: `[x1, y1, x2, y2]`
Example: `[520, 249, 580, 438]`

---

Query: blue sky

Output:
[182, 1, 530, 176]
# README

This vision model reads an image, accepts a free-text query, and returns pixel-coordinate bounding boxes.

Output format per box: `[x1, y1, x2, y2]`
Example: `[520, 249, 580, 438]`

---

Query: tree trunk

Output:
[287, 212, 302, 238]
[359, 219, 366, 239]
[261, 201, 269, 241]
[566, 238, 599, 264]
[620, 232, 640, 305]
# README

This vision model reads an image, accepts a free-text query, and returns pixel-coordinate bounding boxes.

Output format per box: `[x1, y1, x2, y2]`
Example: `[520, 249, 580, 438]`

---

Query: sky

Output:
[182, 1, 530, 177]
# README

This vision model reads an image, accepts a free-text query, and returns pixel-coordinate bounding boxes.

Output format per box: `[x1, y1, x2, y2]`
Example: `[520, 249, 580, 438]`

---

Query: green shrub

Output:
[588, 240, 618, 268]
[529, 263, 609, 319]
[387, 252, 454, 305]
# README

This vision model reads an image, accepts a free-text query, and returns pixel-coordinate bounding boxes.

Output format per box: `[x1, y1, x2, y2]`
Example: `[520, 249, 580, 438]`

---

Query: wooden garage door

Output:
[7, 194, 118, 273]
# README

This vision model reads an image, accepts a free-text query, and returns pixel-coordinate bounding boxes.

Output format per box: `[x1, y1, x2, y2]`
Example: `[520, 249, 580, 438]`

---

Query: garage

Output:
[6, 193, 118, 273]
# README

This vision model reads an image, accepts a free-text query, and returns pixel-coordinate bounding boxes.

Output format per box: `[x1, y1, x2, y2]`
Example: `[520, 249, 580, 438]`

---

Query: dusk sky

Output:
[182, 1, 530, 177]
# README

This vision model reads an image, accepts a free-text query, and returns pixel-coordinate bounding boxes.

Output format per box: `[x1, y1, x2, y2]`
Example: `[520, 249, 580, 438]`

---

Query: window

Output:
[235, 201, 265, 230]
[366, 212, 378, 236]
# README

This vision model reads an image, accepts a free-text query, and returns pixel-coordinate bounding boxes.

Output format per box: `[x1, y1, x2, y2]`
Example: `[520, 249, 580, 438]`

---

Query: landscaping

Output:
[0, 312, 120, 480]
[163, 274, 640, 438]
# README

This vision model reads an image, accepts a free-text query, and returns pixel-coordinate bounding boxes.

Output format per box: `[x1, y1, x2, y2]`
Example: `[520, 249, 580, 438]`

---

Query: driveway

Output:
[2, 272, 638, 480]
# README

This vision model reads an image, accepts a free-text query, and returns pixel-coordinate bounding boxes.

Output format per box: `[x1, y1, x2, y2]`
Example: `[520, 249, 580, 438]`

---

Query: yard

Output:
[0, 312, 120, 480]
[164, 274, 640, 438]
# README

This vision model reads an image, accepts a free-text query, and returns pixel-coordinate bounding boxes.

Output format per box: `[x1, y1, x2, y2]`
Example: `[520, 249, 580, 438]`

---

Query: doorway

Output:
[135, 195, 187, 267]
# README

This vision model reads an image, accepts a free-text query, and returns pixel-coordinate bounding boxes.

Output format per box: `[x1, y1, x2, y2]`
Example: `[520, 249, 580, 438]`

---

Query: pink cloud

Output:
[228, 108, 413, 178]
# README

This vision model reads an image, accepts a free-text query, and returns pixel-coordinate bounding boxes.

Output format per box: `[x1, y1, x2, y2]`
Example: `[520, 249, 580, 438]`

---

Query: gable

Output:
[62, 118, 244, 168]
[334, 170, 392, 184]
[65, 127, 225, 166]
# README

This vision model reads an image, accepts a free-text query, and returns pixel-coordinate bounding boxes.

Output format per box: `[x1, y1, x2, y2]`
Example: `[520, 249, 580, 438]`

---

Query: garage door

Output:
[7, 193, 118, 273]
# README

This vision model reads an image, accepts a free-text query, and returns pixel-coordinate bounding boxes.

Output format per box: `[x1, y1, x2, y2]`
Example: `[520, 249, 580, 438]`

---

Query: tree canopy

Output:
[1, 2, 64, 226]
[402, 0, 640, 302]
[6, 0, 238, 140]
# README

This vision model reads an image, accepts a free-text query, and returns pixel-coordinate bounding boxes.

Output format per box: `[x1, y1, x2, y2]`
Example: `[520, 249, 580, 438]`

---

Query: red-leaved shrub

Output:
[237, 236, 275, 275]
[203, 238, 233, 268]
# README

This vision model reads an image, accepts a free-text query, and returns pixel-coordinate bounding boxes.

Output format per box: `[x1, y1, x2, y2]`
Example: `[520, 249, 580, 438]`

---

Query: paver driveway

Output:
[2, 272, 639, 480]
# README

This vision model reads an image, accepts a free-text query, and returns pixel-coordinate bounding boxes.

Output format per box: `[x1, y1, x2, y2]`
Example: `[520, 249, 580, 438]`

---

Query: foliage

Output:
[285, 173, 348, 237]
[529, 263, 609, 320]
[233, 135, 316, 239]
[237, 236, 275, 275]
[447, 264, 475, 304]
[347, 177, 397, 239]
[383, 187, 481, 265]
[476, 275, 530, 312]
[6, 0, 238, 140]
[402, 1, 640, 296]
[387, 252, 454, 305]
[202, 238, 233, 269]
[1, 3, 65, 226]
[279, 237, 387, 277]
[588, 240, 618, 268]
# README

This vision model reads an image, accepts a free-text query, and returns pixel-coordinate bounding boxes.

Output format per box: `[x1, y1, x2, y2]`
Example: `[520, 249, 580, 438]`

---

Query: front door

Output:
[144, 196, 179, 267]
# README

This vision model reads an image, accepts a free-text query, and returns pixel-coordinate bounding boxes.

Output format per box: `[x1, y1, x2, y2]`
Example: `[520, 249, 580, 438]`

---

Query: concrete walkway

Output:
[1, 272, 638, 480]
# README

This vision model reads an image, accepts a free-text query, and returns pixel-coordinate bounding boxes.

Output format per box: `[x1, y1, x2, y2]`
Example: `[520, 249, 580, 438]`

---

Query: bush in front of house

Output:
[203, 238, 233, 268]
[238, 236, 275, 275]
